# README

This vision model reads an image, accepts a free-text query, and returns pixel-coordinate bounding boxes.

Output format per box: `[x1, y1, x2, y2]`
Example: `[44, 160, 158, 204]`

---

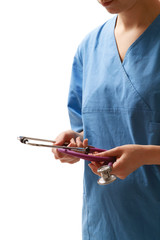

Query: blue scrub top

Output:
[68, 15, 160, 240]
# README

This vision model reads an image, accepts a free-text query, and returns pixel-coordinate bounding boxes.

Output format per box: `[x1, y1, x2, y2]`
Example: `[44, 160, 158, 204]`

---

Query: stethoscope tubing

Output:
[58, 148, 115, 163]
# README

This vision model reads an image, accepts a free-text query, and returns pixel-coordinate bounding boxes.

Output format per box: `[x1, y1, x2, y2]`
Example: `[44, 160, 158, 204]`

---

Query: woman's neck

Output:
[117, 0, 160, 30]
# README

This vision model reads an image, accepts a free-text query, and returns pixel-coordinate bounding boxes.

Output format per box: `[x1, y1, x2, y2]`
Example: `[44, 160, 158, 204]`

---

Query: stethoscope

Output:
[17, 136, 117, 185]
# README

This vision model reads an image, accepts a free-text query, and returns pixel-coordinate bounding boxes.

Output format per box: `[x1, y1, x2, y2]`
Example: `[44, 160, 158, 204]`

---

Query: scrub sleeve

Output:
[68, 47, 83, 133]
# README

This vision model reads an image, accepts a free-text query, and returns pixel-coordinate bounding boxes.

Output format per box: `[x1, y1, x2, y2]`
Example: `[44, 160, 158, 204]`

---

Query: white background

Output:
[0, 1, 111, 239]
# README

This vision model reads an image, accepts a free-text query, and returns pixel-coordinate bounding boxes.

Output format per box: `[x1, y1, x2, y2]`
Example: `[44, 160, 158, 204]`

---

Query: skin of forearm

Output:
[143, 145, 160, 165]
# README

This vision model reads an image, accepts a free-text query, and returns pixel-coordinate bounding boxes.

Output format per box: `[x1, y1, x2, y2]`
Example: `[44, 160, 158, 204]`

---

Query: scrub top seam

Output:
[121, 68, 152, 111]
[122, 14, 160, 65]
[83, 186, 91, 240]
[112, 17, 152, 111]
[87, 199, 91, 240]
[82, 107, 156, 113]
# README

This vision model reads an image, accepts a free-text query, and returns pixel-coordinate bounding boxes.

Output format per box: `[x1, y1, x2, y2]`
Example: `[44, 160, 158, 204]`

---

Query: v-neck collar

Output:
[112, 14, 160, 66]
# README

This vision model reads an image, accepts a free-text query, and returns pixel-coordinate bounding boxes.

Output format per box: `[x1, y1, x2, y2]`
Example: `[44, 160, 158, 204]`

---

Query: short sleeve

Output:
[67, 47, 83, 132]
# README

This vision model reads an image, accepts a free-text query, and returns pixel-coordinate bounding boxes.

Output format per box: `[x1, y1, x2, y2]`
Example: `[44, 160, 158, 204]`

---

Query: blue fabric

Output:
[68, 15, 160, 240]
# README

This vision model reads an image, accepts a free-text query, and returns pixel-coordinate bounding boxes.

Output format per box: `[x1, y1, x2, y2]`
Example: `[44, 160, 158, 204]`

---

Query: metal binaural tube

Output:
[17, 136, 89, 153]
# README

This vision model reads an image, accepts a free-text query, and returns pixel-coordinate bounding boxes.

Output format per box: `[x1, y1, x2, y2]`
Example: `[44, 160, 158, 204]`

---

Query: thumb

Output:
[54, 137, 65, 146]
[94, 147, 120, 157]
[54, 135, 69, 146]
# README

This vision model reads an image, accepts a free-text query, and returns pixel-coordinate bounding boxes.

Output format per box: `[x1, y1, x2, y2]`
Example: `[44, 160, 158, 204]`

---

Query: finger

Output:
[110, 156, 129, 180]
[70, 138, 76, 145]
[54, 143, 80, 162]
[54, 134, 66, 145]
[60, 158, 80, 164]
[53, 149, 67, 159]
[76, 137, 83, 147]
[111, 157, 124, 174]
[90, 161, 104, 168]
[68, 159, 80, 164]
[94, 147, 120, 157]
[54, 131, 74, 146]
[67, 141, 77, 151]
[52, 147, 60, 159]
[88, 163, 101, 176]
[68, 138, 77, 148]
[83, 138, 88, 148]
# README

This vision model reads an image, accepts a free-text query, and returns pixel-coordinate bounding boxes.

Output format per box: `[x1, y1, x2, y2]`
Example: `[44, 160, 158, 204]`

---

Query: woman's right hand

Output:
[52, 130, 88, 164]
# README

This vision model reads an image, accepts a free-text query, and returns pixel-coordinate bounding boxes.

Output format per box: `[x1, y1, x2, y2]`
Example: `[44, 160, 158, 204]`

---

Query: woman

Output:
[52, 0, 160, 239]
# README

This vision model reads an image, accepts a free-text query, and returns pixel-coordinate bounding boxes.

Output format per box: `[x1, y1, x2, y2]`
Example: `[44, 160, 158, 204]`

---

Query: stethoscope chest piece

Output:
[97, 164, 116, 185]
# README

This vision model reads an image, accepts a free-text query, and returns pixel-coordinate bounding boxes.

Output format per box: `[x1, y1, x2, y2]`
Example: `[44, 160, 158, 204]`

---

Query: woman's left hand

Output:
[88, 144, 148, 179]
